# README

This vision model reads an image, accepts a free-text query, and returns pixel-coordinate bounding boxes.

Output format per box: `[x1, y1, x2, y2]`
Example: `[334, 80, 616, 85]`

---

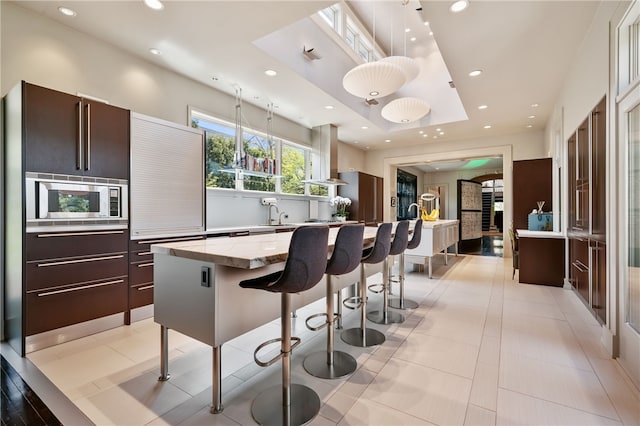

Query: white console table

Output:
[151, 227, 381, 414]
[405, 219, 460, 278]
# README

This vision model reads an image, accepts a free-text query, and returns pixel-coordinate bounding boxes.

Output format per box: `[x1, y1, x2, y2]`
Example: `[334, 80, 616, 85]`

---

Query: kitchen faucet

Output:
[408, 203, 419, 215]
[278, 211, 288, 225]
[268, 204, 280, 225]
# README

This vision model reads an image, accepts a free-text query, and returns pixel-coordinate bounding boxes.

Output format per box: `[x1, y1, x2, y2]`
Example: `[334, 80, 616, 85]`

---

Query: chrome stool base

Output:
[367, 309, 405, 324]
[388, 298, 419, 310]
[341, 327, 385, 347]
[251, 383, 320, 426]
[303, 350, 357, 379]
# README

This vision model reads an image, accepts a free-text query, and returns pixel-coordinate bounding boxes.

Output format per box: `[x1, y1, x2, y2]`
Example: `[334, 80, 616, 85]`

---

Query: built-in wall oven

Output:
[26, 172, 128, 230]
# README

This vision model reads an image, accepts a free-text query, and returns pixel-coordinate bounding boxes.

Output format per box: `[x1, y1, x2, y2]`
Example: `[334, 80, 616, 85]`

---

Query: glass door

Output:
[619, 84, 640, 389]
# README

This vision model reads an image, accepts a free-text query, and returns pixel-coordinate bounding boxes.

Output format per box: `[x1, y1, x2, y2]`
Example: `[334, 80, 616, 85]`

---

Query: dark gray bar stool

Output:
[341, 223, 392, 347]
[239, 226, 329, 426]
[304, 223, 364, 379]
[389, 219, 422, 310]
[368, 220, 409, 324]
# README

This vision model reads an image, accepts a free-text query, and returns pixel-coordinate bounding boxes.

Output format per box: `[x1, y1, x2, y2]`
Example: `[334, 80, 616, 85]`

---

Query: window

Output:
[191, 109, 317, 195]
[318, 3, 385, 63]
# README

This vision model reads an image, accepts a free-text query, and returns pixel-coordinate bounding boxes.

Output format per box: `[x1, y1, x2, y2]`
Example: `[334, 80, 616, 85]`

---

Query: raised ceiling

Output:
[13, 0, 600, 152]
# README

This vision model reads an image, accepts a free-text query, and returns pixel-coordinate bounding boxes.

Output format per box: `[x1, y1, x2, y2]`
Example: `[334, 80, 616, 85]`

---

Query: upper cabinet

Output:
[568, 96, 606, 236]
[338, 171, 383, 225]
[23, 82, 129, 179]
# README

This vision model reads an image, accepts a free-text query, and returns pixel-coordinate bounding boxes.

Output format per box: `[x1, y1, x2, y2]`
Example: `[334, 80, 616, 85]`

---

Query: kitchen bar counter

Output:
[151, 226, 381, 413]
[404, 219, 460, 278]
[516, 229, 565, 286]
[205, 220, 357, 236]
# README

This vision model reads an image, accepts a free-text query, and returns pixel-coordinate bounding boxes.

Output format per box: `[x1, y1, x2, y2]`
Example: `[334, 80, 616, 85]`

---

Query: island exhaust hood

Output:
[305, 124, 347, 186]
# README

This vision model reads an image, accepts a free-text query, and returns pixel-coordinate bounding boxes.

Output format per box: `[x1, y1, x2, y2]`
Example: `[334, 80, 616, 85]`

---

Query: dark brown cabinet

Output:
[567, 96, 607, 323]
[513, 158, 552, 230]
[338, 171, 383, 225]
[25, 230, 129, 335]
[23, 82, 129, 179]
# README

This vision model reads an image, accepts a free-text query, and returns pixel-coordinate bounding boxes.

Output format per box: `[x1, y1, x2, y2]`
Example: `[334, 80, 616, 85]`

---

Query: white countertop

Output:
[516, 229, 564, 239]
[152, 226, 379, 269]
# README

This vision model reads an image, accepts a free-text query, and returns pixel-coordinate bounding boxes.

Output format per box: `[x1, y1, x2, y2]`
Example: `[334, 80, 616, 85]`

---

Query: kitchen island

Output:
[151, 226, 382, 414]
[404, 219, 460, 278]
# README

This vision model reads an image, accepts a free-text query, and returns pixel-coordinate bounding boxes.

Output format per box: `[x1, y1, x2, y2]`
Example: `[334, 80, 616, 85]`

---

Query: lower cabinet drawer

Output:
[25, 277, 127, 335]
[129, 283, 154, 309]
[26, 253, 128, 291]
[129, 260, 153, 286]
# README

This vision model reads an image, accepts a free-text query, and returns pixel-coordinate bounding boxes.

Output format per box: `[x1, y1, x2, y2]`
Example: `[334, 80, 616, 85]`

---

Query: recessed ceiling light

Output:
[353, 141, 359, 144]
[410, 37, 417, 42]
[149, 48, 162, 55]
[450, 0, 469, 13]
[429, 31, 434, 36]
[144, 0, 164, 10]
[264, 69, 277, 77]
[439, 131, 445, 135]
[433, 135, 438, 139]
[424, 21, 430, 26]
[528, 115, 536, 119]
[405, 28, 411, 33]
[365, 146, 370, 149]
[361, 126, 369, 130]
[385, 139, 391, 143]
[526, 124, 533, 128]
[422, 134, 428, 138]
[469, 69, 483, 77]
[419, 130, 424, 134]
[324, 105, 334, 110]
[436, 128, 442, 132]
[483, 125, 492, 129]
[478, 105, 488, 110]
[531, 103, 540, 108]
[58, 6, 77, 16]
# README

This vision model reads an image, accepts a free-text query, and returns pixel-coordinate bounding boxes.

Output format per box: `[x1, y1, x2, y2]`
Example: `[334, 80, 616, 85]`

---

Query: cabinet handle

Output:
[572, 261, 588, 273]
[37, 254, 124, 267]
[77, 100, 83, 170]
[142, 236, 202, 244]
[137, 285, 154, 291]
[137, 251, 152, 256]
[36, 230, 125, 238]
[85, 103, 91, 171]
[37, 279, 124, 297]
[137, 262, 154, 268]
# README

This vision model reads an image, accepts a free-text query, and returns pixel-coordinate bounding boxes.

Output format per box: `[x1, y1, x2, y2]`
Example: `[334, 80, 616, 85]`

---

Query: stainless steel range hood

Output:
[305, 124, 347, 186]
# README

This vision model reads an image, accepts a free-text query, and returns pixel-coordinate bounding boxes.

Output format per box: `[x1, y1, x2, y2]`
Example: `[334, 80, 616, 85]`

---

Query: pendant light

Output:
[342, 2, 405, 99]
[233, 87, 245, 169]
[380, 2, 419, 84]
[381, 97, 431, 123]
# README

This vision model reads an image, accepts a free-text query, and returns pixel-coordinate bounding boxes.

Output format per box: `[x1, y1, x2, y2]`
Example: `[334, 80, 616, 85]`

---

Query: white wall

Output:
[0, 2, 311, 146]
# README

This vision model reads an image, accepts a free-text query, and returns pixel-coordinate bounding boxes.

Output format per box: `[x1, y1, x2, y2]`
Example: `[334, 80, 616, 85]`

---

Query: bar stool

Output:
[303, 223, 364, 379]
[389, 219, 422, 310]
[341, 223, 392, 347]
[239, 226, 329, 426]
[367, 220, 409, 324]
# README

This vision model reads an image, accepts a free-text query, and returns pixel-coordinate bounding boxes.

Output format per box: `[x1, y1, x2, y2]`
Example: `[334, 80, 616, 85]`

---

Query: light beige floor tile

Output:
[175, 407, 241, 426]
[478, 335, 501, 366]
[34, 345, 136, 393]
[145, 386, 225, 426]
[499, 352, 619, 420]
[336, 366, 376, 399]
[503, 298, 566, 320]
[75, 371, 192, 425]
[413, 313, 485, 346]
[469, 361, 499, 411]
[320, 390, 359, 423]
[360, 358, 472, 425]
[338, 397, 436, 426]
[394, 333, 480, 378]
[589, 357, 640, 426]
[309, 414, 339, 426]
[496, 388, 622, 425]
[464, 404, 496, 426]
[503, 283, 557, 305]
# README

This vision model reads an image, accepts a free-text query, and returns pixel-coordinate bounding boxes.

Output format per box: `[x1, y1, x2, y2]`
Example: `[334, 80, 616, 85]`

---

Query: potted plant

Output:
[330, 196, 351, 222]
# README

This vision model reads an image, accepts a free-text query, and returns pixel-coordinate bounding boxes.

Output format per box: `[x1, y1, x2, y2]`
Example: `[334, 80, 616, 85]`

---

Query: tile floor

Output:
[12, 254, 640, 425]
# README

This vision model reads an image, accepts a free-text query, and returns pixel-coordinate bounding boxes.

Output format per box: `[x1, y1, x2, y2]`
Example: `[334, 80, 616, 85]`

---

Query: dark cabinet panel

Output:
[23, 82, 129, 179]
[338, 171, 383, 225]
[569, 237, 590, 302]
[513, 159, 552, 230]
[591, 240, 607, 323]
[26, 229, 128, 261]
[25, 278, 127, 335]
[591, 97, 607, 236]
[519, 236, 565, 287]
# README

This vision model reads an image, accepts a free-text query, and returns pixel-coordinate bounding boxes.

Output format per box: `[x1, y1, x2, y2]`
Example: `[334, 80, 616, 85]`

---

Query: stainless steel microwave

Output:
[26, 173, 128, 225]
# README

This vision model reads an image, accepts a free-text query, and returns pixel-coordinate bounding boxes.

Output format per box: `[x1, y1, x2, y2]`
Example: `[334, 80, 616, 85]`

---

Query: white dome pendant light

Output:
[381, 97, 431, 123]
[342, 1, 405, 99]
[380, 1, 420, 85]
